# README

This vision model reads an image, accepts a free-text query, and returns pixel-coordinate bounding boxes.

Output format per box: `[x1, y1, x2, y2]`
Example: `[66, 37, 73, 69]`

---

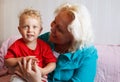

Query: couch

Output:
[0, 36, 120, 82]
[95, 44, 120, 82]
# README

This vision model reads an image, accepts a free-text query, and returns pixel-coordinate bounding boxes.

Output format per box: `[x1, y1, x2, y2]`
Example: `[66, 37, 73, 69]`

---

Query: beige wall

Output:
[0, 0, 4, 45]
[0, 0, 120, 46]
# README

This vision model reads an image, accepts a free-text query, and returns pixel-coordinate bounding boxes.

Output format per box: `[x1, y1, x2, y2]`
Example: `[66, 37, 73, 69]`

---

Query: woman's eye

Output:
[56, 25, 63, 33]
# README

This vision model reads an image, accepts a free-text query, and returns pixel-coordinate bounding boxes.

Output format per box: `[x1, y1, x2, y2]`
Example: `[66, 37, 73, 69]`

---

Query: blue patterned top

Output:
[38, 32, 98, 82]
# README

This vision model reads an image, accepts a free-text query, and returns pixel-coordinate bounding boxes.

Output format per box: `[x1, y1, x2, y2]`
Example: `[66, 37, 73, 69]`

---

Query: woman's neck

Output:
[54, 44, 70, 54]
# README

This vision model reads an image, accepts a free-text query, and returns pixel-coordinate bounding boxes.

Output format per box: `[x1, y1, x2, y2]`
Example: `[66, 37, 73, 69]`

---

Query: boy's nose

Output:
[28, 27, 33, 32]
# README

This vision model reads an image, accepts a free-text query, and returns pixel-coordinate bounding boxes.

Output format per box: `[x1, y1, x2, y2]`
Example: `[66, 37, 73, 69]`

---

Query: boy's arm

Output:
[5, 56, 37, 67]
[40, 62, 56, 76]
[4, 57, 22, 67]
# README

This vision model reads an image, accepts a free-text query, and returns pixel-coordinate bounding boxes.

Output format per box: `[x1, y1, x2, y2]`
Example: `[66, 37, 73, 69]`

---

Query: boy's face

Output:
[18, 16, 42, 43]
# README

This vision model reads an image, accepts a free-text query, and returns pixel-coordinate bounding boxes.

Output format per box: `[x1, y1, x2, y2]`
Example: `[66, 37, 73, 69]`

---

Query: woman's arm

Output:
[68, 49, 98, 82]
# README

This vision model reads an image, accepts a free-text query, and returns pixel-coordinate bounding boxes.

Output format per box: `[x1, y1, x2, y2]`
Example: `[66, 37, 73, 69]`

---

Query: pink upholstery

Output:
[0, 36, 120, 82]
[95, 44, 120, 82]
[0, 36, 20, 76]
[0, 75, 11, 81]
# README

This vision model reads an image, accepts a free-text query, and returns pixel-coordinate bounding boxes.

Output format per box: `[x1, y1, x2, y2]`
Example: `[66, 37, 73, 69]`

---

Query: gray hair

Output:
[55, 3, 94, 52]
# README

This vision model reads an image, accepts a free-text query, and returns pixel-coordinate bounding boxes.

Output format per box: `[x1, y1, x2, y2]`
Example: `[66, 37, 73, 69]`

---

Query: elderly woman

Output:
[16, 3, 98, 82]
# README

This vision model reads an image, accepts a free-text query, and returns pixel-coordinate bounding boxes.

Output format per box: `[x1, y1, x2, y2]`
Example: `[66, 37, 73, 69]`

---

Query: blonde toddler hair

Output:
[19, 8, 42, 27]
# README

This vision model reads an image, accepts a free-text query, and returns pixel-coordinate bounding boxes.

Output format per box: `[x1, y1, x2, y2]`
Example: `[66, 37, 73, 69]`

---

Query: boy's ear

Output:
[18, 26, 20, 30]
[18, 26, 21, 32]
[39, 27, 43, 32]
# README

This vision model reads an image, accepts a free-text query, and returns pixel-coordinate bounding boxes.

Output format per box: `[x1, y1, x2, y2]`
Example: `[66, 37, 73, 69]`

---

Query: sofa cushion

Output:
[95, 44, 120, 82]
[0, 35, 20, 76]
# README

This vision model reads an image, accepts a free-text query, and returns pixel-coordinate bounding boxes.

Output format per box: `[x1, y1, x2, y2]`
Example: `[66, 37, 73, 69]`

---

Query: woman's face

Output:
[49, 11, 74, 45]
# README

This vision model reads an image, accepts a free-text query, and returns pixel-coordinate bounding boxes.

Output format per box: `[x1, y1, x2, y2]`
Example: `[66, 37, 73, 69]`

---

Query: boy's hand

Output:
[25, 56, 38, 61]
[23, 56, 39, 64]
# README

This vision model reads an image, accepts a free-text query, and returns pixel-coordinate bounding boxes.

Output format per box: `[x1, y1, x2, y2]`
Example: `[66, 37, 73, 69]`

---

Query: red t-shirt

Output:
[5, 38, 56, 67]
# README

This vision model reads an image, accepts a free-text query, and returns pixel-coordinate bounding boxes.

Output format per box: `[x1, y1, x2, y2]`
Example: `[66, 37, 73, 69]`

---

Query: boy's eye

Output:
[33, 26, 37, 29]
[23, 26, 29, 29]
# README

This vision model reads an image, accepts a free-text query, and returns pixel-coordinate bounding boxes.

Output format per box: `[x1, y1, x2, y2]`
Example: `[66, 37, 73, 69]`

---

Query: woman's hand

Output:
[15, 57, 42, 82]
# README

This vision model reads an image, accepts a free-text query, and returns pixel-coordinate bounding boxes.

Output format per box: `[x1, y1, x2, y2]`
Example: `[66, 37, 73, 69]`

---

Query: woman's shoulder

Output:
[81, 45, 98, 58]
[83, 45, 97, 52]
[62, 45, 97, 59]
[38, 32, 50, 41]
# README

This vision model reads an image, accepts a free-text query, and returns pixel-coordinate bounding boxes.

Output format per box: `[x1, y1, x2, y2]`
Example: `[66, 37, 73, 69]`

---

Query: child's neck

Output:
[25, 40, 37, 50]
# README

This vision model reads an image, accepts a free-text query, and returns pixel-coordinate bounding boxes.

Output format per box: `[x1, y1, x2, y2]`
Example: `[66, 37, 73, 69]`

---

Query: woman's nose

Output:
[51, 22, 56, 33]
